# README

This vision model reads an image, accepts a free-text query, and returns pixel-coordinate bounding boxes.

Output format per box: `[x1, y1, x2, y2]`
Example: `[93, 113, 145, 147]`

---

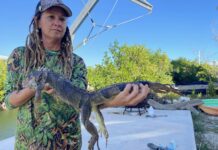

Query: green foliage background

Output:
[171, 58, 218, 85]
[0, 42, 218, 98]
[0, 59, 7, 103]
[87, 42, 173, 90]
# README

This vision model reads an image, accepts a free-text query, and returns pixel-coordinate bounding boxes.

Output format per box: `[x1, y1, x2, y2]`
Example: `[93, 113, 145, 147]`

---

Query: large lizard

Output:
[23, 68, 180, 150]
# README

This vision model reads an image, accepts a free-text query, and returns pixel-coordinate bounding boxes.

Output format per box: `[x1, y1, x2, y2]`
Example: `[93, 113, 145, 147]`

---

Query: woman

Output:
[4, 0, 149, 149]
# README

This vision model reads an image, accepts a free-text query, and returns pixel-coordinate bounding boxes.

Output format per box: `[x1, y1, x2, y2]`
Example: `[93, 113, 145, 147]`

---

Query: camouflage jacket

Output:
[4, 47, 87, 150]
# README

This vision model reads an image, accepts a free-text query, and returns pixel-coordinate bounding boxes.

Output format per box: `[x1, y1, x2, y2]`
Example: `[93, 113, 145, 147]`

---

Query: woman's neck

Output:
[42, 38, 61, 51]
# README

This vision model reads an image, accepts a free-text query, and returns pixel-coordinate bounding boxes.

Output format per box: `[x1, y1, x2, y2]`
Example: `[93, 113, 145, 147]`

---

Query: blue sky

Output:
[1, 0, 218, 66]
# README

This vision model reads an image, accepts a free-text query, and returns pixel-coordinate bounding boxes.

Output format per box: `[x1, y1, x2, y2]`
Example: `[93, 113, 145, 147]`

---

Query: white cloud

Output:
[0, 55, 8, 59]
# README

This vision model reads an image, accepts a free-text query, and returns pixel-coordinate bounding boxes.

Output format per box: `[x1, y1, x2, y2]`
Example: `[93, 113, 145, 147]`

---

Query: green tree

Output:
[196, 63, 217, 82]
[171, 58, 217, 85]
[87, 42, 173, 90]
[0, 59, 7, 103]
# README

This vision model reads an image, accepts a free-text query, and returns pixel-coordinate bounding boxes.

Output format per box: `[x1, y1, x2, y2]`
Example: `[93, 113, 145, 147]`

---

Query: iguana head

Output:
[22, 67, 49, 100]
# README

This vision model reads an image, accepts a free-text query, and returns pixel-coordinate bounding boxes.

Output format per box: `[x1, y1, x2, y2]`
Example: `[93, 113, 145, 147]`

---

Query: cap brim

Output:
[52, 4, 72, 17]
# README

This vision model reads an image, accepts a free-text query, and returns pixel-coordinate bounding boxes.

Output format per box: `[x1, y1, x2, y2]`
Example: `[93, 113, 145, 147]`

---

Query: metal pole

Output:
[70, 0, 99, 42]
[131, 0, 153, 11]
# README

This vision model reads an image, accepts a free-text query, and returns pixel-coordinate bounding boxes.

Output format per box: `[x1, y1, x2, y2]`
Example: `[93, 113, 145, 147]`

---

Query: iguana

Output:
[23, 68, 180, 150]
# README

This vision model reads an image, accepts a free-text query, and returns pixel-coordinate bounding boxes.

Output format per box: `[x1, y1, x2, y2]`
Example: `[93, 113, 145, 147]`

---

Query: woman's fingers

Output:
[126, 84, 150, 106]
[121, 83, 132, 95]
[46, 88, 55, 94]
[43, 83, 55, 94]
[101, 83, 150, 108]
[126, 84, 139, 101]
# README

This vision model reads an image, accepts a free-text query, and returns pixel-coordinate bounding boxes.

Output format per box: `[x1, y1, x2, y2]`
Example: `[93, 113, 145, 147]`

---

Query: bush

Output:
[0, 59, 7, 103]
[207, 81, 216, 97]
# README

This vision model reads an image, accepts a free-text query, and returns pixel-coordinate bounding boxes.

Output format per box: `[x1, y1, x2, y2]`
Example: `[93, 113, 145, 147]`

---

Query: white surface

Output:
[0, 108, 196, 150]
[82, 108, 196, 150]
[0, 136, 15, 149]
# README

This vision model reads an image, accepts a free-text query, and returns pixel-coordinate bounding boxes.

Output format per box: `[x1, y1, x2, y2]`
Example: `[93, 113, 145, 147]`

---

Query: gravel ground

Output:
[203, 115, 218, 149]
[193, 112, 218, 150]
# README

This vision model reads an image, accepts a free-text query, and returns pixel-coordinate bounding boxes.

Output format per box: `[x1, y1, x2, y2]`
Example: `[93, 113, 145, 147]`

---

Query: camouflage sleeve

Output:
[71, 53, 88, 90]
[4, 47, 25, 109]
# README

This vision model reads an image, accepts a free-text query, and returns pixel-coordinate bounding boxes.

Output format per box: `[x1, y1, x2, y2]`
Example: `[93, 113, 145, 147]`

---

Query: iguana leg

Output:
[92, 105, 109, 146]
[81, 101, 100, 150]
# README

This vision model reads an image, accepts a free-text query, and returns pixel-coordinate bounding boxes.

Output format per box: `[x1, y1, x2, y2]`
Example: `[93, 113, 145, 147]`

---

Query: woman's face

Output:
[38, 7, 67, 42]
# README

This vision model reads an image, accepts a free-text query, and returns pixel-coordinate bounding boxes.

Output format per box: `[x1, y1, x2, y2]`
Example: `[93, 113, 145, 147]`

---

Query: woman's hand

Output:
[103, 83, 150, 108]
[43, 83, 55, 94]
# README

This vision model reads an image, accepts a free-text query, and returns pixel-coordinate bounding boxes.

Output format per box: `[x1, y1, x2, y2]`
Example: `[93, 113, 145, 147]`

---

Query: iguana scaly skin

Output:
[23, 68, 180, 150]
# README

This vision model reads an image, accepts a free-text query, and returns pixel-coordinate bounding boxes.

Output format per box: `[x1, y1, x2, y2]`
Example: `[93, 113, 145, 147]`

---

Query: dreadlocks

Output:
[24, 12, 73, 79]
